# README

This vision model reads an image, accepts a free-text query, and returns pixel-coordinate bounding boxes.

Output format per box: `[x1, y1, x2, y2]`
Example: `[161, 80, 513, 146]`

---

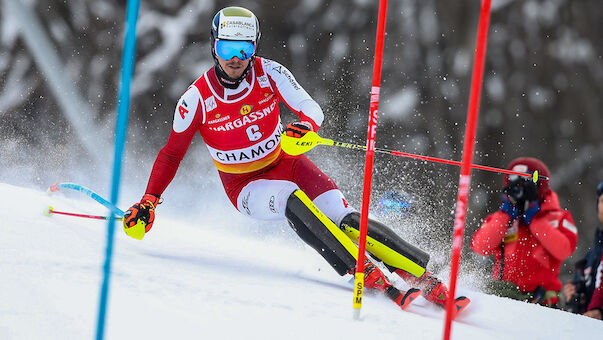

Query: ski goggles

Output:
[214, 40, 255, 61]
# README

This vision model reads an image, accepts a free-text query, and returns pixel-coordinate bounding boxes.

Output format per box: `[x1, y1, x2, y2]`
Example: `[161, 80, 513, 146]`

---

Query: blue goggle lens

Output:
[215, 40, 255, 61]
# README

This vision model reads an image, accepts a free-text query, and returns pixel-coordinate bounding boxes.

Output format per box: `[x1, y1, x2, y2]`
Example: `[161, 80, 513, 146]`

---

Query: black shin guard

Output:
[340, 212, 429, 277]
[285, 190, 357, 276]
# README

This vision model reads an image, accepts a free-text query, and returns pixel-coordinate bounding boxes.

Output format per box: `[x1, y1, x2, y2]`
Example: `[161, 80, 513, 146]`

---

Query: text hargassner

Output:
[207, 125, 284, 163]
[209, 100, 277, 132]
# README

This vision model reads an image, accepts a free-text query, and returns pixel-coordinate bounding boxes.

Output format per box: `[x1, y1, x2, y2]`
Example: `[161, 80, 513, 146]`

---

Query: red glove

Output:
[285, 121, 313, 138]
[123, 194, 161, 240]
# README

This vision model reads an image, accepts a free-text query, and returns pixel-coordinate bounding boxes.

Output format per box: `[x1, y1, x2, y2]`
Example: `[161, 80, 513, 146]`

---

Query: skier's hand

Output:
[499, 194, 519, 220]
[284, 121, 313, 138]
[123, 194, 161, 240]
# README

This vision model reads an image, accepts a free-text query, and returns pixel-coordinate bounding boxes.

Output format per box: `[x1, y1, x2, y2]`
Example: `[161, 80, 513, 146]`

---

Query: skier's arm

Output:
[264, 59, 324, 131]
[471, 211, 510, 256]
[527, 211, 577, 261]
[145, 87, 203, 196]
[145, 131, 195, 196]
[123, 87, 202, 239]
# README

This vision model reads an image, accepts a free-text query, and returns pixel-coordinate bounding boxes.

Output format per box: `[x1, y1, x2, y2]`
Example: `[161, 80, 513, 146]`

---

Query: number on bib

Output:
[246, 125, 262, 141]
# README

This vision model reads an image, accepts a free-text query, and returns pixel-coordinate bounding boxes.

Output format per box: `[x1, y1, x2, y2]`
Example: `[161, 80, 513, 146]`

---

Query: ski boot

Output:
[395, 269, 470, 316]
[354, 261, 421, 310]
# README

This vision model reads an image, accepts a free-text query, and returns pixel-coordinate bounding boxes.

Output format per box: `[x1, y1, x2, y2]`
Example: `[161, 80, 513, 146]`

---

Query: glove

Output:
[284, 121, 313, 138]
[521, 200, 540, 226]
[499, 194, 519, 220]
[123, 193, 161, 240]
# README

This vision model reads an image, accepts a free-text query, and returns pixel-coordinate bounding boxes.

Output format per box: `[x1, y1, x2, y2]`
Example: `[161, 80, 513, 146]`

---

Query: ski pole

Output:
[281, 132, 546, 182]
[48, 182, 125, 217]
[45, 206, 122, 220]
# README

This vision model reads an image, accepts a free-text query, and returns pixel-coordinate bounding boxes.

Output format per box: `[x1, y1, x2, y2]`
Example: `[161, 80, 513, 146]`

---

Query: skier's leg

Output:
[338, 211, 429, 277]
[236, 179, 356, 275]
[282, 153, 428, 276]
[285, 189, 357, 275]
[236, 178, 420, 308]
[286, 189, 420, 308]
[289, 155, 431, 288]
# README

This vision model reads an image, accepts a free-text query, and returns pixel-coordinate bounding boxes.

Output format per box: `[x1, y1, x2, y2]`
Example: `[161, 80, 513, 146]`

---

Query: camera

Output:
[503, 175, 538, 206]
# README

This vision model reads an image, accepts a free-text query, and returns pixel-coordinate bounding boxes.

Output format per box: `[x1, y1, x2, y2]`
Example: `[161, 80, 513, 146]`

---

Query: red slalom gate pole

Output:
[352, 0, 388, 319]
[443, 0, 492, 338]
[45, 207, 122, 220]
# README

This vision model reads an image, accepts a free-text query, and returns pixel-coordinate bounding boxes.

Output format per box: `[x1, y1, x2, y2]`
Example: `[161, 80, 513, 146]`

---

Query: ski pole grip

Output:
[124, 219, 147, 240]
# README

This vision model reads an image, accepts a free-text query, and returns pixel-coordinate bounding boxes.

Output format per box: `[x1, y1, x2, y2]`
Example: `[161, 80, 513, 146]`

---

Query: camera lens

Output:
[511, 185, 524, 200]
[504, 181, 525, 201]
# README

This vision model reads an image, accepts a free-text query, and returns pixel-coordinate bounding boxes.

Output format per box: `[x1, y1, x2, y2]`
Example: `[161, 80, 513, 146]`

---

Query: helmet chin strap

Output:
[212, 50, 254, 89]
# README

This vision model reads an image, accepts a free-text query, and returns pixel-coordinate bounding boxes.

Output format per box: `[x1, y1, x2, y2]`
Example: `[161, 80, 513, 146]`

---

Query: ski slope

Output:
[0, 182, 600, 339]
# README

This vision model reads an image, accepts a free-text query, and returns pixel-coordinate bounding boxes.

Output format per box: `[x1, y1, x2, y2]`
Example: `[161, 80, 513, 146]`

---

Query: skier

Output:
[471, 157, 578, 308]
[562, 180, 603, 319]
[123, 6, 466, 312]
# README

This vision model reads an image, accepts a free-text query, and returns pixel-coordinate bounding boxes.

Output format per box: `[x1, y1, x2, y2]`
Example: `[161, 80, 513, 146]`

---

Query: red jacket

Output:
[471, 191, 578, 293]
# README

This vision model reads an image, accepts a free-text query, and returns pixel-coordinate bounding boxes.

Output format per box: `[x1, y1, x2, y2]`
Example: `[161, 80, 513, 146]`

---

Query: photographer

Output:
[471, 157, 578, 308]
[563, 181, 603, 319]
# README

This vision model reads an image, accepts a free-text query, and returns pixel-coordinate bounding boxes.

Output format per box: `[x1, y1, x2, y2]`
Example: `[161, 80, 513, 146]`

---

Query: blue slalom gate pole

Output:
[49, 182, 125, 217]
[96, 1, 141, 339]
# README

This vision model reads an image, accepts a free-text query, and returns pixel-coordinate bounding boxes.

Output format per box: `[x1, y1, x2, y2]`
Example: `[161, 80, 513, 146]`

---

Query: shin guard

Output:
[285, 190, 358, 276]
[340, 212, 429, 277]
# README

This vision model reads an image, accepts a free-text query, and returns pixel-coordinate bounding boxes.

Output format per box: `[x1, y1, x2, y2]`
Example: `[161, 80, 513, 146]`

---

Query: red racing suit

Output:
[471, 191, 578, 293]
[144, 57, 338, 206]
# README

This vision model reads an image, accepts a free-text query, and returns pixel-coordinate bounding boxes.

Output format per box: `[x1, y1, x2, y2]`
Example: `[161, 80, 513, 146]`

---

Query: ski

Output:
[385, 286, 422, 310]
[451, 296, 471, 318]
[427, 295, 471, 317]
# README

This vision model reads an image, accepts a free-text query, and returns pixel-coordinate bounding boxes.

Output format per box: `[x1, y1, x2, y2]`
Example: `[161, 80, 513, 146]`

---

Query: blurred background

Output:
[0, 0, 601, 282]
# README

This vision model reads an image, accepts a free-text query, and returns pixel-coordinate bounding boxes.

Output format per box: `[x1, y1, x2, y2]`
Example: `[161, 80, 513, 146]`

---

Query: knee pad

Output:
[237, 179, 299, 221]
[312, 189, 356, 226]
[285, 190, 358, 276]
[340, 212, 429, 277]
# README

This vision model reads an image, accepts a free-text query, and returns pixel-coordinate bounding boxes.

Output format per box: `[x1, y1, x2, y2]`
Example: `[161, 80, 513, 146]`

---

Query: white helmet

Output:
[211, 6, 260, 43]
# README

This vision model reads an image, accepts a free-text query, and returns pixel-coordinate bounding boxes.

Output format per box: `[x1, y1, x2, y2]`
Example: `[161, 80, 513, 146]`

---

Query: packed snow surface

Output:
[0, 182, 601, 339]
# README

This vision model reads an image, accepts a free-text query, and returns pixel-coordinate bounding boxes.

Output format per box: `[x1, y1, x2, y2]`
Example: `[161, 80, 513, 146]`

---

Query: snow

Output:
[1, 182, 601, 339]
[382, 87, 418, 121]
